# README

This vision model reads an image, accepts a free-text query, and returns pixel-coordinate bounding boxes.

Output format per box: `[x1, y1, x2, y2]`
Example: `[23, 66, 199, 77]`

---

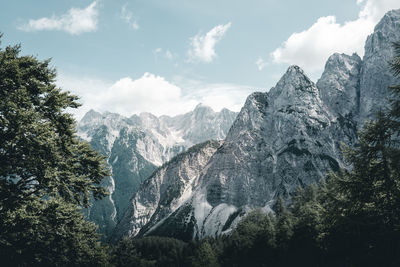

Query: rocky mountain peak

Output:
[324, 53, 361, 71]
[317, 53, 362, 117]
[194, 102, 213, 111]
[138, 112, 161, 130]
[360, 9, 400, 120]
[225, 92, 269, 140]
[193, 103, 214, 118]
[267, 65, 329, 125]
[269, 65, 319, 106]
[374, 9, 400, 34]
[276, 65, 313, 88]
[80, 109, 102, 124]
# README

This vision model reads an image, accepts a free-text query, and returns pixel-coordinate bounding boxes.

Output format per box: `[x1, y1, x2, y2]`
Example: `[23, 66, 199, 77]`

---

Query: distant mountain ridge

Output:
[77, 105, 237, 238]
[112, 9, 400, 241]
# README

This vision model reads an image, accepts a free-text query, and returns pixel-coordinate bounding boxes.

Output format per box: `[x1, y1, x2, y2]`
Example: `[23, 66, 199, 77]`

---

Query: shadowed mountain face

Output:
[77, 105, 237, 238]
[112, 9, 400, 241]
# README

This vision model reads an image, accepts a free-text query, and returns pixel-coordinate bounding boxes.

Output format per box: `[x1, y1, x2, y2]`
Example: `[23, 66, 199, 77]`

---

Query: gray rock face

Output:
[317, 53, 362, 117]
[204, 66, 341, 208]
[79, 111, 157, 238]
[111, 9, 400, 241]
[160, 104, 238, 146]
[77, 106, 237, 239]
[112, 140, 222, 242]
[191, 67, 358, 237]
[360, 9, 400, 121]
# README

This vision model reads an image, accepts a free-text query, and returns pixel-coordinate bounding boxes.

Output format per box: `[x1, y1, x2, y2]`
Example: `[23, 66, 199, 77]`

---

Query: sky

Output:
[1, 0, 400, 119]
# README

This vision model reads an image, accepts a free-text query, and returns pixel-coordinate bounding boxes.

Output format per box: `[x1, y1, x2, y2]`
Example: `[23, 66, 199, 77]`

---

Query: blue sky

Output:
[1, 0, 399, 119]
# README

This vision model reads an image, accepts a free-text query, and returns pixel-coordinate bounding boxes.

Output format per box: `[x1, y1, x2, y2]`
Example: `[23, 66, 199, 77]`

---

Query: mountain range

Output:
[77, 104, 237, 238]
[109, 9, 400, 241]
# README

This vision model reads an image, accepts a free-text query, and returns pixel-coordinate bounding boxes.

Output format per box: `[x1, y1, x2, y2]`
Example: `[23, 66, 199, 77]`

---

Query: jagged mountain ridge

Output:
[77, 105, 237, 238]
[112, 140, 223, 242]
[112, 9, 400, 241]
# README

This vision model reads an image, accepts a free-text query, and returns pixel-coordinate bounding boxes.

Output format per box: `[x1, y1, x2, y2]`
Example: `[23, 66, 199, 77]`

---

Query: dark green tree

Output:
[320, 40, 400, 266]
[0, 37, 108, 209]
[0, 35, 110, 265]
[289, 185, 324, 265]
[112, 236, 188, 267]
[1, 198, 109, 266]
[192, 240, 220, 267]
[274, 196, 294, 249]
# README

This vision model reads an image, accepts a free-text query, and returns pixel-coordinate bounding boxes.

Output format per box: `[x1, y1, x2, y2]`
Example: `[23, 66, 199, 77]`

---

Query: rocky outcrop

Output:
[317, 53, 362, 117]
[359, 9, 400, 121]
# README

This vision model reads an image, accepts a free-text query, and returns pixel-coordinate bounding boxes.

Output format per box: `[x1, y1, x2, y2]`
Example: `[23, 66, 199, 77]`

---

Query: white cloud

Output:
[188, 22, 231, 63]
[165, 50, 173, 59]
[18, 1, 99, 35]
[57, 72, 254, 120]
[270, 0, 400, 73]
[153, 47, 162, 54]
[174, 76, 255, 113]
[121, 4, 139, 30]
[255, 57, 268, 71]
[153, 48, 176, 61]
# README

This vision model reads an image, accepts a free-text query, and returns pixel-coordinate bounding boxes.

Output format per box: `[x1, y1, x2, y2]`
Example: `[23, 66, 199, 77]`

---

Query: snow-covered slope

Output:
[77, 106, 237, 238]
[112, 9, 400, 241]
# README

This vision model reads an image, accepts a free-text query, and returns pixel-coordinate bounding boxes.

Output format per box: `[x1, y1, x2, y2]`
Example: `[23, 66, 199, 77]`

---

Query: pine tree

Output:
[290, 185, 324, 265]
[192, 241, 220, 267]
[320, 40, 400, 266]
[274, 196, 294, 249]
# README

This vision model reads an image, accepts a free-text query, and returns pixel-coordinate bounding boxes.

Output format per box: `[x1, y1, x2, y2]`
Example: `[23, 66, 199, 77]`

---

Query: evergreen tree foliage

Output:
[289, 185, 324, 265]
[112, 236, 188, 267]
[0, 35, 110, 266]
[0, 36, 109, 209]
[273, 196, 294, 249]
[218, 209, 282, 266]
[319, 40, 400, 266]
[191, 240, 220, 267]
[0, 197, 108, 266]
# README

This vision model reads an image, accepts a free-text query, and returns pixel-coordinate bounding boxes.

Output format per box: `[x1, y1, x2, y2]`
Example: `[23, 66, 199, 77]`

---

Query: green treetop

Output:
[0, 35, 109, 210]
[0, 35, 110, 266]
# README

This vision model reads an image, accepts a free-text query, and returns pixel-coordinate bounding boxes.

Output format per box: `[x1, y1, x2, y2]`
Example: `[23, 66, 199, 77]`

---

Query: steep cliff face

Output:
[317, 53, 362, 117]
[77, 106, 237, 238]
[204, 66, 341, 208]
[360, 9, 400, 120]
